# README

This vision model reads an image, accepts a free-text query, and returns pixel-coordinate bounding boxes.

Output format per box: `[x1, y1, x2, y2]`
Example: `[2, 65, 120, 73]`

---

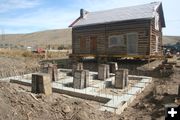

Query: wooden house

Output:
[69, 2, 165, 61]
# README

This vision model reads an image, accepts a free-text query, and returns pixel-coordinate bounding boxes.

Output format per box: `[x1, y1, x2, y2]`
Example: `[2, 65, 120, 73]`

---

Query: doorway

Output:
[90, 36, 97, 53]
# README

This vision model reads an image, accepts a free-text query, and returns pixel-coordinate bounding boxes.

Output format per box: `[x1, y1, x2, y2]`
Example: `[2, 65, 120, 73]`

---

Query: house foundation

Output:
[3, 68, 152, 115]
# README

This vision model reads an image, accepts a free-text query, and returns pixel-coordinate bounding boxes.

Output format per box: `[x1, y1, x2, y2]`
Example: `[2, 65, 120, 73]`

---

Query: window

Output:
[108, 35, 125, 47]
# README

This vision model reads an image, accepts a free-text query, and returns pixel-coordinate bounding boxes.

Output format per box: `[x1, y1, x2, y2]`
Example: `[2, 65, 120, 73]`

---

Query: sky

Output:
[0, 0, 180, 35]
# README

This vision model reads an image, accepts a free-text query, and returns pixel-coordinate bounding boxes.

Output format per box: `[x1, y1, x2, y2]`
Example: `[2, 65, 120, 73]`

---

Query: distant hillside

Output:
[162, 36, 180, 45]
[0, 28, 72, 49]
[0, 28, 179, 49]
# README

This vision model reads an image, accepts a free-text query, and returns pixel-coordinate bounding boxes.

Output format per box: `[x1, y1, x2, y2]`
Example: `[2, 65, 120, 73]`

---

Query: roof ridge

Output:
[88, 1, 161, 14]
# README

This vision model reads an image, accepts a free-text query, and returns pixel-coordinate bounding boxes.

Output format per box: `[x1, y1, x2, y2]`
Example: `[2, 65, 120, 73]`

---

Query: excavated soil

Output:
[120, 67, 180, 120]
[0, 82, 119, 120]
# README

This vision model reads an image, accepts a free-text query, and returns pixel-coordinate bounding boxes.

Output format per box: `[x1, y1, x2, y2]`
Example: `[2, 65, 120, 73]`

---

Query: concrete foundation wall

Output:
[53, 88, 110, 103]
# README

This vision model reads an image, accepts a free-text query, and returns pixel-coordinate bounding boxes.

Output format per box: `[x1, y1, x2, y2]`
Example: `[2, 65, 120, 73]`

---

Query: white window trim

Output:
[155, 36, 159, 52]
[155, 12, 159, 30]
[108, 35, 125, 48]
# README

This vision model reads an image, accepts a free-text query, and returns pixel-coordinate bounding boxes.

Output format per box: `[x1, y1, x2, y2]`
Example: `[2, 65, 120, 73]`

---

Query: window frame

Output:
[155, 36, 159, 52]
[108, 35, 125, 48]
[155, 12, 159, 31]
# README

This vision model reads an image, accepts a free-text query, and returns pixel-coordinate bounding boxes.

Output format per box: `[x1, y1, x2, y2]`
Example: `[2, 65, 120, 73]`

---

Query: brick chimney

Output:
[80, 9, 88, 18]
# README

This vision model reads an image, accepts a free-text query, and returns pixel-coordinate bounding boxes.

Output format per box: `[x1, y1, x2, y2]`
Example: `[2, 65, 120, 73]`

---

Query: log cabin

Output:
[69, 2, 165, 61]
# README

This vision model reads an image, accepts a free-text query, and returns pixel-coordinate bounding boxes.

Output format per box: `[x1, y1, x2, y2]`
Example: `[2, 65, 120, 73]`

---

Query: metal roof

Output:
[71, 2, 163, 27]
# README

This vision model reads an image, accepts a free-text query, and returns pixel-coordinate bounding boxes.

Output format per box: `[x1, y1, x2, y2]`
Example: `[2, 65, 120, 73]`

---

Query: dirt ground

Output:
[0, 57, 179, 120]
[120, 67, 180, 120]
[0, 82, 120, 120]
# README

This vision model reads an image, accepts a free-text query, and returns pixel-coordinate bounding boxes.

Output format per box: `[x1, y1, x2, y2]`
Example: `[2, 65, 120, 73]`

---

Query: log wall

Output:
[72, 19, 162, 57]
[149, 7, 163, 56]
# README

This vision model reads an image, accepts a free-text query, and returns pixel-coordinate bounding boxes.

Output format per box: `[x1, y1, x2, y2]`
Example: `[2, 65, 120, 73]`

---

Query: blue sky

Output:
[0, 0, 180, 35]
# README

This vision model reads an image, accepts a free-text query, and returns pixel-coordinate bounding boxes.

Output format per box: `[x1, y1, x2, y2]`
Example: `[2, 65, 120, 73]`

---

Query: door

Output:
[90, 36, 97, 53]
[127, 33, 138, 55]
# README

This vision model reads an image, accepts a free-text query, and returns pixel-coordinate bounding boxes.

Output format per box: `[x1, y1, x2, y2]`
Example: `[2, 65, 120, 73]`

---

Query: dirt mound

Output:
[0, 82, 118, 120]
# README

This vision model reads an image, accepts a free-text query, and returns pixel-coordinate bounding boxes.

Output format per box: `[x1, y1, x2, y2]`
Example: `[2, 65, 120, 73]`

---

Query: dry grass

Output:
[0, 49, 70, 78]
[46, 50, 69, 58]
[0, 49, 69, 59]
[0, 49, 34, 58]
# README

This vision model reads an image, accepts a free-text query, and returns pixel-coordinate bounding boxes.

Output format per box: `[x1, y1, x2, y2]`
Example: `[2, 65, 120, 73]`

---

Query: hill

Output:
[162, 36, 180, 45]
[0, 28, 72, 49]
[0, 28, 179, 49]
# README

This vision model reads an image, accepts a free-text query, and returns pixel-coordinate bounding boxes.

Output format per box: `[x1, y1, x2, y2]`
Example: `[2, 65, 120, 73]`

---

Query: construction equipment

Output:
[158, 55, 177, 76]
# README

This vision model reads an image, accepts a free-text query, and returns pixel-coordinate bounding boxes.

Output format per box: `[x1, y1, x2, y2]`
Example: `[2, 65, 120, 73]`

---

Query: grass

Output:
[0, 48, 70, 59]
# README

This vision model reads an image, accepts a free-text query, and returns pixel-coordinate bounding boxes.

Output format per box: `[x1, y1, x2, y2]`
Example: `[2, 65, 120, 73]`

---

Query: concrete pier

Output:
[72, 63, 83, 76]
[124, 69, 129, 86]
[109, 62, 118, 73]
[115, 69, 128, 89]
[98, 64, 110, 80]
[41, 63, 58, 81]
[31, 73, 52, 95]
[73, 70, 90, 89]
[84, 70, 90, 88]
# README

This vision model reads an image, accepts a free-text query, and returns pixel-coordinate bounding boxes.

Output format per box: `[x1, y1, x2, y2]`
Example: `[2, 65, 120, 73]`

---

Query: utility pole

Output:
[45, 39, 48, 60]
